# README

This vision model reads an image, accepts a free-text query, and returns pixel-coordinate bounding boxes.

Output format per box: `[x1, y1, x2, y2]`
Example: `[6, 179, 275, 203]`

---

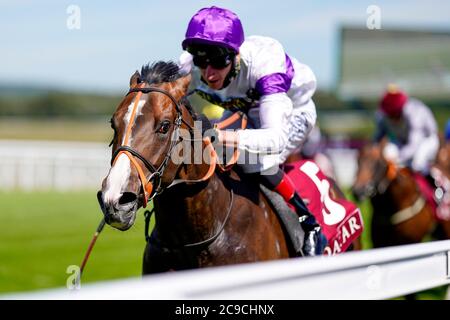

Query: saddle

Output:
[260, 185, 305, 255]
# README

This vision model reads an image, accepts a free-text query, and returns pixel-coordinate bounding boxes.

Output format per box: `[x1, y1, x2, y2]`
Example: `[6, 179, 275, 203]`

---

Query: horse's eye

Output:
[157, 121, 171, 134]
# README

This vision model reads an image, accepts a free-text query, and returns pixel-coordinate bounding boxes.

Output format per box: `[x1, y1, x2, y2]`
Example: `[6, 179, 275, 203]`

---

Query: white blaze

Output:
[122, 99, 146, 145]
[104, 154, 131, 204]
[104, 98, 145, 204]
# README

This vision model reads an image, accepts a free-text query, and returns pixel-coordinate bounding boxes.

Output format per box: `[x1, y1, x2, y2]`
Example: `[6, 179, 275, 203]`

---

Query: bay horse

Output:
[352, 141, 450, 248]
[97, 61, 361, 274]
[98, 61, 295, 273]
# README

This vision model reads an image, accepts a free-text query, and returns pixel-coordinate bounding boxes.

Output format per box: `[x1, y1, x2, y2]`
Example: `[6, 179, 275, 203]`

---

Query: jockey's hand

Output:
[204, 127, 240, 147]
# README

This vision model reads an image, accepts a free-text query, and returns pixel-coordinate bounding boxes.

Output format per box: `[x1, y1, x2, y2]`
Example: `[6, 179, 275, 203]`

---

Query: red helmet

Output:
[380, 85, 408, 118]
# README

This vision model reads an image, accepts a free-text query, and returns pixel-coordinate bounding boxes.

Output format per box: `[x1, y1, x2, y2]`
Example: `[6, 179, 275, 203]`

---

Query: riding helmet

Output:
[380, 84, 408, 118]
[182, 6, 244, 54]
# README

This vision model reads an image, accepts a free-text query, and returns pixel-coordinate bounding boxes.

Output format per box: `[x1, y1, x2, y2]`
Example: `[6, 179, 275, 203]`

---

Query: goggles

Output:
[192, 54, 234, 69]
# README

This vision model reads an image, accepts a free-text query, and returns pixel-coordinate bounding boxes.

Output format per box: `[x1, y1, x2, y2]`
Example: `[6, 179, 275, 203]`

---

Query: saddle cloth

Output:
[262, 160, 364, 256]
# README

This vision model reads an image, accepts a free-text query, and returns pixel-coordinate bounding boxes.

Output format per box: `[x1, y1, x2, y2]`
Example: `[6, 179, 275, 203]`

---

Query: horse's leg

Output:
[142, 241, 174, 275]
[351, 237, 362, 251]
[371, 216, 400, 248]
[142, 242, 161, 274]
[439, 220, 450, 240]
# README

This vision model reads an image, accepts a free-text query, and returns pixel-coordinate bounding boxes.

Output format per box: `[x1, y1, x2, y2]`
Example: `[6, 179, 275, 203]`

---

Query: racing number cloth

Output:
[285, 160, 364, 255]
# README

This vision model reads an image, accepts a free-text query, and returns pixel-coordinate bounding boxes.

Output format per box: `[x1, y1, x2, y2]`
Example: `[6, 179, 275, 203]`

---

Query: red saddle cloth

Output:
[284, 160, 364, 255]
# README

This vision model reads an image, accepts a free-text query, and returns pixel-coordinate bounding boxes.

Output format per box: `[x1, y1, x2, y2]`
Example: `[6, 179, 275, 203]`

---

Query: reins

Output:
[215, 111, 247, 172]
[79, 218, 105, 277]
[111, 83, 194, 206]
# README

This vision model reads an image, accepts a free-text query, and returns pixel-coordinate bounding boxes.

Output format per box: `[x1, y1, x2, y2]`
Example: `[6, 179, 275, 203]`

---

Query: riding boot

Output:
[274, 173, 328, 257]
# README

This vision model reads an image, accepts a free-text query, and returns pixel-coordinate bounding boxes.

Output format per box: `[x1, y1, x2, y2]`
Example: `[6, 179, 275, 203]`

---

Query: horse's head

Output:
[98, 62, 193, 230]
[352, 141, 393, 201]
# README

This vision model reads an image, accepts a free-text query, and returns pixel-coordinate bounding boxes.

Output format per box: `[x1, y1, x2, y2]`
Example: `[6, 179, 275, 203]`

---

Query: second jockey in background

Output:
[374, 85, 440, 188]
[179, 6, 327, 256]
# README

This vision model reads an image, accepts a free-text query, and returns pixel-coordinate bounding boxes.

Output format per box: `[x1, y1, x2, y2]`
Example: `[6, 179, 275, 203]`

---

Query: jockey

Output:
[179, 6, 327, 256]
[374, 85, 439, 183]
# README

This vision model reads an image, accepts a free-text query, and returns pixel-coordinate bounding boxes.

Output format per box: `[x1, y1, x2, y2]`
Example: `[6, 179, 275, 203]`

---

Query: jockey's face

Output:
[200, 63, 233, 90]
[189, 45, 235, 90]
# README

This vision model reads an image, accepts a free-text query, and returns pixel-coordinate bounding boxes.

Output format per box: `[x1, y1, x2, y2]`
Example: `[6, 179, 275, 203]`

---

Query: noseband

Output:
[111, 84, 194, 206]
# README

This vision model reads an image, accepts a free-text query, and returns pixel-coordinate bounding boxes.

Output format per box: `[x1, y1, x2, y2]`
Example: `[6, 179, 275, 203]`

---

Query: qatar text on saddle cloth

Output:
[285, 160, 364, 255]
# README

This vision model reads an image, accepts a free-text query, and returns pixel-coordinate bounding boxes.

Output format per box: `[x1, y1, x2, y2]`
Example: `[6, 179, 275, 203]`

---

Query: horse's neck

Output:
[154, 166, 230, 245]
[384, 171, 420, 209]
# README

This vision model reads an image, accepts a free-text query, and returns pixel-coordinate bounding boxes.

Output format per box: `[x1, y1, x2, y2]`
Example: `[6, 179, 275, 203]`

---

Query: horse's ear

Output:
[173, 74, 191, 94]
[129, 71, 140, 88]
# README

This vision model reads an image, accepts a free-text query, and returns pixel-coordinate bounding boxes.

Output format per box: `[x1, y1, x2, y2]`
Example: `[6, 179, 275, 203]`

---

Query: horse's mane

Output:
[140, 61, 198, 120]
[140, 61, 182, 84]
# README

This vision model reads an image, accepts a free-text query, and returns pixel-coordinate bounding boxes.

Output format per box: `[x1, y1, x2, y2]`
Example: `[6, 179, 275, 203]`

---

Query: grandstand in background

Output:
[337, 27, 450, 100]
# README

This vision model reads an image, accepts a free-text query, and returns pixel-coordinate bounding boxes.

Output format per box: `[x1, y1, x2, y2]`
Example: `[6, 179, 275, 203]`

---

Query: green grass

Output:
[0, 191, 150, 294]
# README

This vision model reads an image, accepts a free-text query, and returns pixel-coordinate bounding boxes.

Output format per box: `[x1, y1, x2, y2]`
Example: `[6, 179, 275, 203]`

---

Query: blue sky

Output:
[1, 0, 450, 93]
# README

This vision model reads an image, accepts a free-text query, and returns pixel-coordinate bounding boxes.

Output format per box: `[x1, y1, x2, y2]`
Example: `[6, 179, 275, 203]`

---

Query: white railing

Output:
[4, 240, 450, 300]
[0, 140, 359, 190]
[327, 148, 358, 187]
[0, 140, 110, 190]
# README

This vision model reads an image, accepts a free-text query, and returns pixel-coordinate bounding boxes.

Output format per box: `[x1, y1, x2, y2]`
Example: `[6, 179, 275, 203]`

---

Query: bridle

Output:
[86, 78, 242, 275]
[111, 83, 195, 206]
[371, 157, 396, 195]
[111, 81, 246, 207]
[111, 82, 236, 251]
